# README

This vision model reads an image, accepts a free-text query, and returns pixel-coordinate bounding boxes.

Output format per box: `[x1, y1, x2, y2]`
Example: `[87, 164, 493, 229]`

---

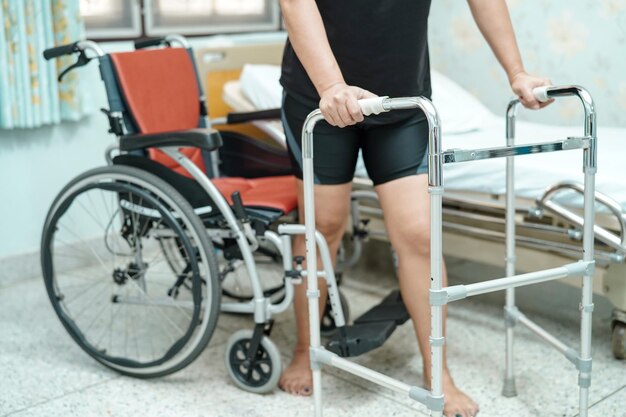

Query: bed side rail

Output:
[533, 180, 626, 258]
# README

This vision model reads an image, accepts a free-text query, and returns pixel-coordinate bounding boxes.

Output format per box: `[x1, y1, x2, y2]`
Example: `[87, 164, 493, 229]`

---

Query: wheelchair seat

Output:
[113, 154, 297, 226]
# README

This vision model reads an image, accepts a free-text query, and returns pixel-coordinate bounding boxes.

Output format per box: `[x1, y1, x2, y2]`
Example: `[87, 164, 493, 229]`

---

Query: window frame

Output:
[82, 0, 143, 39]
[82, 0, 281, 40]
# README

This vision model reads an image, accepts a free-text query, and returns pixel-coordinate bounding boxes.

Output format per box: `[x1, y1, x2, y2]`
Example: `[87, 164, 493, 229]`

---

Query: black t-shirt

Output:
[281, 0, 432, 122]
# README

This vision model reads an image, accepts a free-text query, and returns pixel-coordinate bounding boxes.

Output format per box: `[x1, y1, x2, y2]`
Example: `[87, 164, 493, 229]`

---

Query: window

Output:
[80, 0, 142, 38]
[80, 0, 280, 39]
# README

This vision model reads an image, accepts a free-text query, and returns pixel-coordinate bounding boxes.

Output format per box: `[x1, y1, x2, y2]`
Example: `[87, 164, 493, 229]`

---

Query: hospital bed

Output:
[193, 43, 626, 359]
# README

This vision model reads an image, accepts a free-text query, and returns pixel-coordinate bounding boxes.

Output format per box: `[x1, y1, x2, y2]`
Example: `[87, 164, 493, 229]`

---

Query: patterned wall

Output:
[429, 0, 626, 127]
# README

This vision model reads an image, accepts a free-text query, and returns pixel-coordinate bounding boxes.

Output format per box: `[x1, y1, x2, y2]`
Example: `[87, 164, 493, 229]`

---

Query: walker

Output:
[280, 86, 597, 416]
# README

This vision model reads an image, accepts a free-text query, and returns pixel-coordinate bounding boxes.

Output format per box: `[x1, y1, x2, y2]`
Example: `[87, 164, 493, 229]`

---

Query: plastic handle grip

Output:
[43, 42, 79, 60]
[134, 37, 166, 50]
[358, 97, 388, 116]
[532, 86, 551, 103]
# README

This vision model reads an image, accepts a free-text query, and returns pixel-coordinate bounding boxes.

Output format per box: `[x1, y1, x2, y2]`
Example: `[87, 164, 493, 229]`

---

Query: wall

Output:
[0, 32, 285, 281]
[429, 0, 626, 127]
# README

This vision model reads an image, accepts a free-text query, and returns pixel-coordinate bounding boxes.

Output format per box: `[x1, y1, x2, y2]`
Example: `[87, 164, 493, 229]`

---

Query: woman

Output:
[278, 1, 552, 416]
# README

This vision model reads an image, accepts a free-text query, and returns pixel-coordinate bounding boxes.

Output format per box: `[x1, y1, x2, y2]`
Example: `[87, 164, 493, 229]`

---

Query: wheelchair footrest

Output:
[354, 290, 410, 326]
[326, 321, 397, 357]
[325, 290, 409, 357]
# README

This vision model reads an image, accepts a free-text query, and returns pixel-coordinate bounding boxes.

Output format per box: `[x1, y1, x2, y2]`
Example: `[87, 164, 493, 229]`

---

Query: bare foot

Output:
[279, 347, 313, 396]
[424, 369, 480, 417]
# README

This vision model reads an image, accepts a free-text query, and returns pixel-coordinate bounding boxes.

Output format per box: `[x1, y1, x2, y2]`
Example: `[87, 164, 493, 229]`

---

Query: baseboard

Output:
[0, 249, 42, 287]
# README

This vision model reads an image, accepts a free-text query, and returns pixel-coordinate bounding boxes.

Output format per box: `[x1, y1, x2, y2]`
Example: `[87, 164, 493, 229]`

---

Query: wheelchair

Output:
[40, 35, 355, 393]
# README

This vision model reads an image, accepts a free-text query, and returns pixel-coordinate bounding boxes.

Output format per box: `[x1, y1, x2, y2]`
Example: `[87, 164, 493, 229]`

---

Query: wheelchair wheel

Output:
[41, 165, 220, 378]
[321, 290, 350, 337]
[225, 329, 281, 394]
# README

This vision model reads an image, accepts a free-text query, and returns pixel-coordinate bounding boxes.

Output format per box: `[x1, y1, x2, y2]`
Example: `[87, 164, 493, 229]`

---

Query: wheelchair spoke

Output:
[126, 277, 187, 336]
[82, 293, 115, 335]
[54, 237, 101, 262]
[63, 281, 106, 307]
[56, 224, 114, 277]
[79, 192, 108, 234]
[68, 281, 110, 321]
[97, 186, 114, 223]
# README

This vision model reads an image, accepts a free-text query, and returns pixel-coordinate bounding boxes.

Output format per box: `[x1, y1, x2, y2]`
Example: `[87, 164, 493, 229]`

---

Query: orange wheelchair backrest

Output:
[110, 48, 206, 178]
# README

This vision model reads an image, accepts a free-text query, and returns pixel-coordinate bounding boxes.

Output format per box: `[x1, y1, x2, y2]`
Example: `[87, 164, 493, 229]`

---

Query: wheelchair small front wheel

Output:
[225, 329, 282, 394]
[612, 321, 626, 359]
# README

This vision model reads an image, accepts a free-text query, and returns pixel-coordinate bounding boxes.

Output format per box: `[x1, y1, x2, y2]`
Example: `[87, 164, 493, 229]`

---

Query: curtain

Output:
[0, 0, 87, 129]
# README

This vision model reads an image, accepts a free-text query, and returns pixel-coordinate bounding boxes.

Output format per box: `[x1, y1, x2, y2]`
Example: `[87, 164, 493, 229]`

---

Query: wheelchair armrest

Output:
[226, 109, 281, 125]
[120, 128, 223, 152]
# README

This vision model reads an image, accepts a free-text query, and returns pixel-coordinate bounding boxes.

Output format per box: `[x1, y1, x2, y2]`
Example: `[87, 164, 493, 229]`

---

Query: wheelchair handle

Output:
[135, 35, 191, 50]
[43, 42, 79, 60]
[134, 37, 167, 50]
[43, 40, 105, 60]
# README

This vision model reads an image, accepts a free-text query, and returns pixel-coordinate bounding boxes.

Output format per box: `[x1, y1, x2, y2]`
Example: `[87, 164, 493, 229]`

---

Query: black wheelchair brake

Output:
[58, 50, 92, 82]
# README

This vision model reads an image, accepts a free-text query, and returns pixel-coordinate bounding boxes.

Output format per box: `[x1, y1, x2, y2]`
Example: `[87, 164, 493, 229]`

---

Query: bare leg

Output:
[375, 175, 479, 417]
[279, 180, 352, 396]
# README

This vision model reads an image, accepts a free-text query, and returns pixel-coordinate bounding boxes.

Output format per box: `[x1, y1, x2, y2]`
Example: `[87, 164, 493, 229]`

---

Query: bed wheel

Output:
[612, 321, 626, 360]
[321, 290, 350, 337]
[225, 329, 282, 393]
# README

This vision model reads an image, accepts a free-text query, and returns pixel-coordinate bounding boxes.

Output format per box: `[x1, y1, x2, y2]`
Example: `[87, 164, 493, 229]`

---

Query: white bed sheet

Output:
[223, 71, 626, 209]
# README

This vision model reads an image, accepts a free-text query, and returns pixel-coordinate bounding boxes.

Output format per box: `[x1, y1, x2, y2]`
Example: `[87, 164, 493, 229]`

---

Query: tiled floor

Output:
[1, 257, 625, 417]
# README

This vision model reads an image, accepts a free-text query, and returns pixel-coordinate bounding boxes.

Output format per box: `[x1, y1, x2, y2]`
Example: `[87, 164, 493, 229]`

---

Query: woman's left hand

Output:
[510, 71, 554, 110]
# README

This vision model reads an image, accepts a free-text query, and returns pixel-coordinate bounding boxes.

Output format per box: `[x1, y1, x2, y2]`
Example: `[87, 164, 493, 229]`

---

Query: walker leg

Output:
[429, 185, 445, 417]
[578, 165, 596, 417]
[503, 118, 518, 398]
[578, 276, 593, 417]
[502, 289, 518, 397]
[313, 369, 322, 417]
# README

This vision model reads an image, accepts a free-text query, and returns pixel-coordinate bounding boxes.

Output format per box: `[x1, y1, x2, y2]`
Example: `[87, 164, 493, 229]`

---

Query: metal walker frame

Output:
[294, 86, 597, 416]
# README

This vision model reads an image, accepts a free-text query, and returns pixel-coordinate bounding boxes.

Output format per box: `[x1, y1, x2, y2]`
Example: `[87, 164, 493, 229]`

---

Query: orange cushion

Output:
[213, 176, 298, 214]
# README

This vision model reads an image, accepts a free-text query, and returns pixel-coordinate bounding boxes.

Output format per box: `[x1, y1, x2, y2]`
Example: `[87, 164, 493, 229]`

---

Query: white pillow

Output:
[239, 64, 494, 134]
[239, 64, 283, 110]
[430, 70, 494, 134]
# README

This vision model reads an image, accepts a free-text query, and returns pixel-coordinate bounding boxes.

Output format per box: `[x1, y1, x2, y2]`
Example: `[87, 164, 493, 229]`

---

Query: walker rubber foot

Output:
[502, 377, 518, 397]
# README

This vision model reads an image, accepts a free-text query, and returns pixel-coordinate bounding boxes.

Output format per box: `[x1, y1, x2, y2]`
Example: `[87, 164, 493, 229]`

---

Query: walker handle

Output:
[358, 97, 389, 117]
[532, 86, 552, 103]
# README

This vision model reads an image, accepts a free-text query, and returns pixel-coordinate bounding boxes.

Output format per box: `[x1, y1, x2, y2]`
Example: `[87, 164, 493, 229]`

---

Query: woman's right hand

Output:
[319, 82, 377, 128]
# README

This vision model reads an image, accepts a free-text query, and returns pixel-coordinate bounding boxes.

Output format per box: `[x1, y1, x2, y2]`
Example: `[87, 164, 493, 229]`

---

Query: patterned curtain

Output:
[0, 0, 87, 129]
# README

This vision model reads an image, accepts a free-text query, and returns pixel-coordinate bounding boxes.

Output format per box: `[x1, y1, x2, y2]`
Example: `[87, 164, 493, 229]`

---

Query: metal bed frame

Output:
[297, 86, 598, 416]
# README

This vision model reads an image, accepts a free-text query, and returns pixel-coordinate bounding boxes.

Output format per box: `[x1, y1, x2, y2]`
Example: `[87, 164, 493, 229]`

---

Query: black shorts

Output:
[281, 92, 429, 186]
